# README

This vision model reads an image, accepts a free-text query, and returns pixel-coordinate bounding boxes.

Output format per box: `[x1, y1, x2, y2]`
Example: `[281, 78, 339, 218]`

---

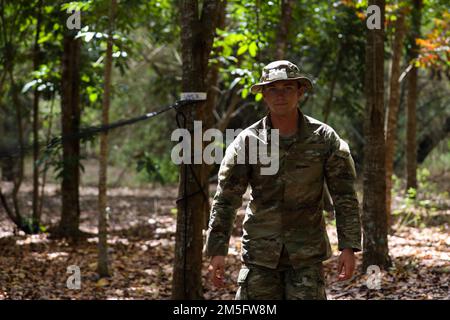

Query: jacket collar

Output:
[262, 108, 311, 142]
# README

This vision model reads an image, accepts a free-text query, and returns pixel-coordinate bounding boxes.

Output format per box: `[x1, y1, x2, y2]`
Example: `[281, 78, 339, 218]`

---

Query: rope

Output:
[0, 101, 187, 160]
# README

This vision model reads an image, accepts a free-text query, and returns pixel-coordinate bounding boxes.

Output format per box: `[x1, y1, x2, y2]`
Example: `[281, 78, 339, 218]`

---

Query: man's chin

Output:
[270, 107, 296, 116]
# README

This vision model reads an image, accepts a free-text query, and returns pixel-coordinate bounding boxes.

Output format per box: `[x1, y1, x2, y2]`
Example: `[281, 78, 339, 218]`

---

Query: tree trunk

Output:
[323, 45, 344, 123]
[203, 0, 227, 229]
[172, 0, 221, 300]
[57, 32, 82, 240]
[275, 0, 295, 59]
[0, 109, 15, 181]
[0, 69, 26, 230]
[385, 11, 406, 226]
[405, 0, 422, 193]
[0, 8, 26, 232]
[32, 0, 43, 232]
[362, 0, 392, 270]
[1, 157, 14, 181]
[8, 61, 26, 230]
[0, 107, 15, 182]
[97, 0, 117, 278]
[0, 103, 15, 182]
[39, 95, 56, 220]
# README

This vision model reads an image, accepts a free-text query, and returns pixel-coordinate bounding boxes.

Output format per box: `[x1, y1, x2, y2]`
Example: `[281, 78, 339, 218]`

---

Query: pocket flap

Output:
[237, 267, 250, 284]
[336, 139, 350, 158]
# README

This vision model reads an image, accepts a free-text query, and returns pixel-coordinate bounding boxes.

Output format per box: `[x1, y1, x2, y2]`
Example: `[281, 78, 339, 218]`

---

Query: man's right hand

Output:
[208, 256, 225, 288]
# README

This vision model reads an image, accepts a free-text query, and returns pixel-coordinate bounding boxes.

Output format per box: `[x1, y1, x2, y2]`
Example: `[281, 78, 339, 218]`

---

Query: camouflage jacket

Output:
[204, 109, 362, 269]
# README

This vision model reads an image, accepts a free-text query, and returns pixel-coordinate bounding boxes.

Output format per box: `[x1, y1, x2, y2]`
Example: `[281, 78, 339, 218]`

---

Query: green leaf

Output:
[248, 41, 258, 57]
[237, 44, 248, 56]
[89, 92, 98, 103]
[255, 93, 263, 101]
[241, 88, 249, 99]
[223, 45, 232, 57]
[38, 33, 53, 45]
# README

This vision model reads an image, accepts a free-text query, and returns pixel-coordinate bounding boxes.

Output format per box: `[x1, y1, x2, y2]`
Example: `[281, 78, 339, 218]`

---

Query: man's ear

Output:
[297, 85, 306, 98]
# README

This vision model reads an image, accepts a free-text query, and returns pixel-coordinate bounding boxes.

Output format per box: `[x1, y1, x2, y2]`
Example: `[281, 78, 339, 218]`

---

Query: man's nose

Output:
[274, 88, 288, 96]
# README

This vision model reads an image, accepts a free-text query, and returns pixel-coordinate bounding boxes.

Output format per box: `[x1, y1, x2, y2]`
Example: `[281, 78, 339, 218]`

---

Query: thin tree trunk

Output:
[362, 0, 392, 270]
[0, 4, 25, 231]
[0, 99, 15, 182]
[0, 77, 24, 228]
[323, 46, 344, 123]
[39, 95, 56, 218]
[0, 67, 13, 183]
[406, 68, 418, 191]
[203, 0, 227, 229]
[1, 121, 14, 182]
[9, 68, 25, 230]
[275, 0, 295, 59]
[32, 0, 43, 232]
[98, 0, 117, 278]
[405, 0, 422, 193]
[172, 0, 221, 300]
[56, 32, 82, 240]
[385, 11, 406, 226]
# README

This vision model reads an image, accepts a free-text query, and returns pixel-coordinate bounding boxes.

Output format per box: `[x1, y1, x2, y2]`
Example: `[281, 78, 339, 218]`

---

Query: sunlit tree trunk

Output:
[405, 0, 422, 193]
[385, 11, 406, 226]
[362, 0, 392, 270]
[98, 0, 117, 278]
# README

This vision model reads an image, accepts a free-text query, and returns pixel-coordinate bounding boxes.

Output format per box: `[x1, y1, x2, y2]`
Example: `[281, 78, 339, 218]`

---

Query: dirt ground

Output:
[0, 180, 448, 300]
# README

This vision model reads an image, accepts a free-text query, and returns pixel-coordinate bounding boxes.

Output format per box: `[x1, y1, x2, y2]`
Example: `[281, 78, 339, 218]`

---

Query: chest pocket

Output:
[289, 144, 327, 168]
[285, 143, 327, 193]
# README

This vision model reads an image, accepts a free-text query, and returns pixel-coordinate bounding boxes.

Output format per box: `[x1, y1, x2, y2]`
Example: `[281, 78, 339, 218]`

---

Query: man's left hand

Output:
[337, 248, 355, 281]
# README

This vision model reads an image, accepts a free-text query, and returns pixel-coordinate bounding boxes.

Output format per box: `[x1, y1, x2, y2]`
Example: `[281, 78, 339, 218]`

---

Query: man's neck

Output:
[270, 109, 299, 137]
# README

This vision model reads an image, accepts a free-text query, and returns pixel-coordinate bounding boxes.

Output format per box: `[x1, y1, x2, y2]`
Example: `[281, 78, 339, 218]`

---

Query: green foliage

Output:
[1, 0, 449, 190]
[136, 152, 178, 185]
[407, 187, 417, 200]
[392, 166, 449, 229]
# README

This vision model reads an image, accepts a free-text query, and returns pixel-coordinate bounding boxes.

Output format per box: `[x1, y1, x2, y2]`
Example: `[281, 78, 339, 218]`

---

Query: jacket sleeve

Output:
[204, 135, 250, 257]
[324, 130, 362, 252]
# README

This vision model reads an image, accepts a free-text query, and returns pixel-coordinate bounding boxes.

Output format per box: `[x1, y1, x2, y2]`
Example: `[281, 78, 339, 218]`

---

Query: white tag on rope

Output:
[180, 92, 207, 101]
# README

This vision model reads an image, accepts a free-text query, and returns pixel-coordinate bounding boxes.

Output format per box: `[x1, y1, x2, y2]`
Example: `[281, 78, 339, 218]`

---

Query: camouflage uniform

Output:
[205, 62, 362, 300]
[235, 245, 327, 300]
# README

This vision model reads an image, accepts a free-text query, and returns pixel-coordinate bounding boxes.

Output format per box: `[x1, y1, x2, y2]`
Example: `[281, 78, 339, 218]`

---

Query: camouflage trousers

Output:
[235, 247, 327, 300]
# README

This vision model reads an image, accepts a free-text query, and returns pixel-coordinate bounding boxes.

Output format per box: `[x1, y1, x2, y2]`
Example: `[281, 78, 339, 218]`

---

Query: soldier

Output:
[204, 60, 362, 300]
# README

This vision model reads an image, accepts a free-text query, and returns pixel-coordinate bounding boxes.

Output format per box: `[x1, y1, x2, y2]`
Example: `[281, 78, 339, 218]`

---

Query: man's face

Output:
[262, 80, 304, 116]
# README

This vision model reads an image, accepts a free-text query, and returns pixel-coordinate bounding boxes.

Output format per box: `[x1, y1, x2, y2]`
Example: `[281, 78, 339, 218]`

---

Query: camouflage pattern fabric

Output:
[235, 246, 327, 300]
[205, 108, 362, 270]
[250, 60, 313, 94]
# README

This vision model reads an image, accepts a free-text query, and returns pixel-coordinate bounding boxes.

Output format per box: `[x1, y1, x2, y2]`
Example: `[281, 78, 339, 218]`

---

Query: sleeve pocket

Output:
[237, 267, 250, 284]
[335, 139, 351, 158]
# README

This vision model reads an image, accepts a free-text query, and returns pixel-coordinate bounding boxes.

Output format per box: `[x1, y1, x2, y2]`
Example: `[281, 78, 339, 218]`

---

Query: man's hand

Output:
[337, 248, 356, 281]
[208, 256, 226, 288]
